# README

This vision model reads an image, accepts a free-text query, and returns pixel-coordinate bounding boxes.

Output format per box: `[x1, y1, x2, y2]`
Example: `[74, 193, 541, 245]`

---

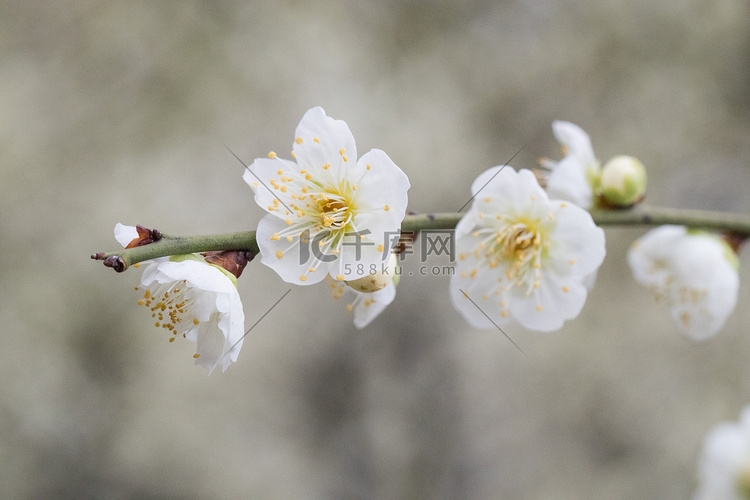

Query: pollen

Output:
[296, 137, 303, 144]
[276, 250, 283, 259]
[286, 219, 293, 225]
[536, 305, 543, 312]
[384, 205, 390, 212]
[314, 137, 320, 143]
[366, 164, 371, 170]
[569, 259, 575, 265]
[339, 148, 346, 156]
[305, 173, 312, 180]
[342, 156, 348, 162]
[193, 353, 201, 359]
[377, 244, 384, 252]
[562, 286, 569, 293]
[193, 318, 200, 325]
[309, 267, 317, 272]
[560, 203, 567, 208]
[287, 235, 293, 242]
[300, 275, 307, 282]
[268, 151, 277, 159]
[271, 233, 281, 241]
[277, 169, 284, 175]
[336, 275, 345, 281]
[346, 304, 353, 311]
[323, 163, 331, 170]
[484, 197, 491, 202]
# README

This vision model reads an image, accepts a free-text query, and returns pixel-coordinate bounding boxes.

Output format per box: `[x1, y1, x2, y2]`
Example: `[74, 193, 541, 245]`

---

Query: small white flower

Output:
[116, 224, 246, 374]
[243, 107, 410, 286]
[541, 121, 601, 209]
[627, 225, 739, 340]
[694, 406, 750, 500]
[450, 167, 606, 332]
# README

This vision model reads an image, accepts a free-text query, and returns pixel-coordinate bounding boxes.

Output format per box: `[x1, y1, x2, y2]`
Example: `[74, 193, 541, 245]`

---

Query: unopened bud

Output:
[600, 155, 647, 208]
[346, 253, 398, 293]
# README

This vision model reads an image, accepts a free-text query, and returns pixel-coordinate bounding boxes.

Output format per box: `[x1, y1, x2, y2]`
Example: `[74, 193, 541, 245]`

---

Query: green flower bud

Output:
[600, 155, 647, 208]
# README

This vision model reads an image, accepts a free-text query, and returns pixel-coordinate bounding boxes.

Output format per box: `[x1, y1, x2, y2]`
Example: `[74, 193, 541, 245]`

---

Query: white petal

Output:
[546, 156, 595, 208]
[292, 107, 357, 181]
[114, 223, 139, 248]
[548, 201, 606, 278]
[667, 234, 739, 340]
[336, 236, 389, 281]
[449, 251, 511, 330]
[552, 120, 597, 169]
[509, 275, 588, 332]
[350, 150, 410, 246]
[353, 282, 397, 329]
[470, 167, 549, 220]
[242, 157, 298, 213]
[627, 225, 686, 288]
[150, 259, 238, 295]
[256, 215, 334, 285]
[695, 406, 750, 500]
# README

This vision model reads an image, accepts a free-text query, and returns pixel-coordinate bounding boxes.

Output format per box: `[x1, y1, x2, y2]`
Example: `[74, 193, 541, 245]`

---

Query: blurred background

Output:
[2, 1, 750, 498]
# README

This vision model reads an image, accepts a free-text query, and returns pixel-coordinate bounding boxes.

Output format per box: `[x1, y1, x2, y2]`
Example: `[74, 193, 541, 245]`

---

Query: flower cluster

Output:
[100, 111, 746, 376]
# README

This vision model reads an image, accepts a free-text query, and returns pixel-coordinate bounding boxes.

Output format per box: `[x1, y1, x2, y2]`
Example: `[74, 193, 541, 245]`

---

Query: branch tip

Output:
[103, 255, 127, 272]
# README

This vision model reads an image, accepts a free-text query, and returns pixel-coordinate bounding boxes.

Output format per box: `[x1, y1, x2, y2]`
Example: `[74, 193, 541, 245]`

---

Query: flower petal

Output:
[509, 274, 588, 332]
[242, 157, 299, 214]
[548, 201, 606, 278]
[351, 149, 410, 244]
[114, 223, 139, 248]
[256, 215, 336, 285]
[293, 107, 357, 181]
[552, 120, 596, 168]
[353, 282, 397, 329]
[546, 156, 594, 208]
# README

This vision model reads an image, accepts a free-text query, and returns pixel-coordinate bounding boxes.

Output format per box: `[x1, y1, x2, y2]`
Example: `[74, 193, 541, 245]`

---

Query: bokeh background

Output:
[2, 1, 750, 498]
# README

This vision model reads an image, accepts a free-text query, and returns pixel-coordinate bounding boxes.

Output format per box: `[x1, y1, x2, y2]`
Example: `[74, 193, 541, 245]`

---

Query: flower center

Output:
[136, 280, 201, 343]
[487, 222, 544, 290]
[316, 193, 352, 229]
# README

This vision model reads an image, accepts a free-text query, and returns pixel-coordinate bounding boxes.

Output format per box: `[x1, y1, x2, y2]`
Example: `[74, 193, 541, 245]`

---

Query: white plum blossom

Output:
[541, 120, 601, 209]
[694, 406, 750, 500]
[627, 225, 739, 340]
[115, 224, 245, 374]
[450, 167, 606, 332]
[243, 107, 410, 286]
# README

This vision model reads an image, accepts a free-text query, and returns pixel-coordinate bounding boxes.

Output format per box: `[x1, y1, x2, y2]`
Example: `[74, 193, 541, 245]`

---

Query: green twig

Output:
[92, 205, 750, 272]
